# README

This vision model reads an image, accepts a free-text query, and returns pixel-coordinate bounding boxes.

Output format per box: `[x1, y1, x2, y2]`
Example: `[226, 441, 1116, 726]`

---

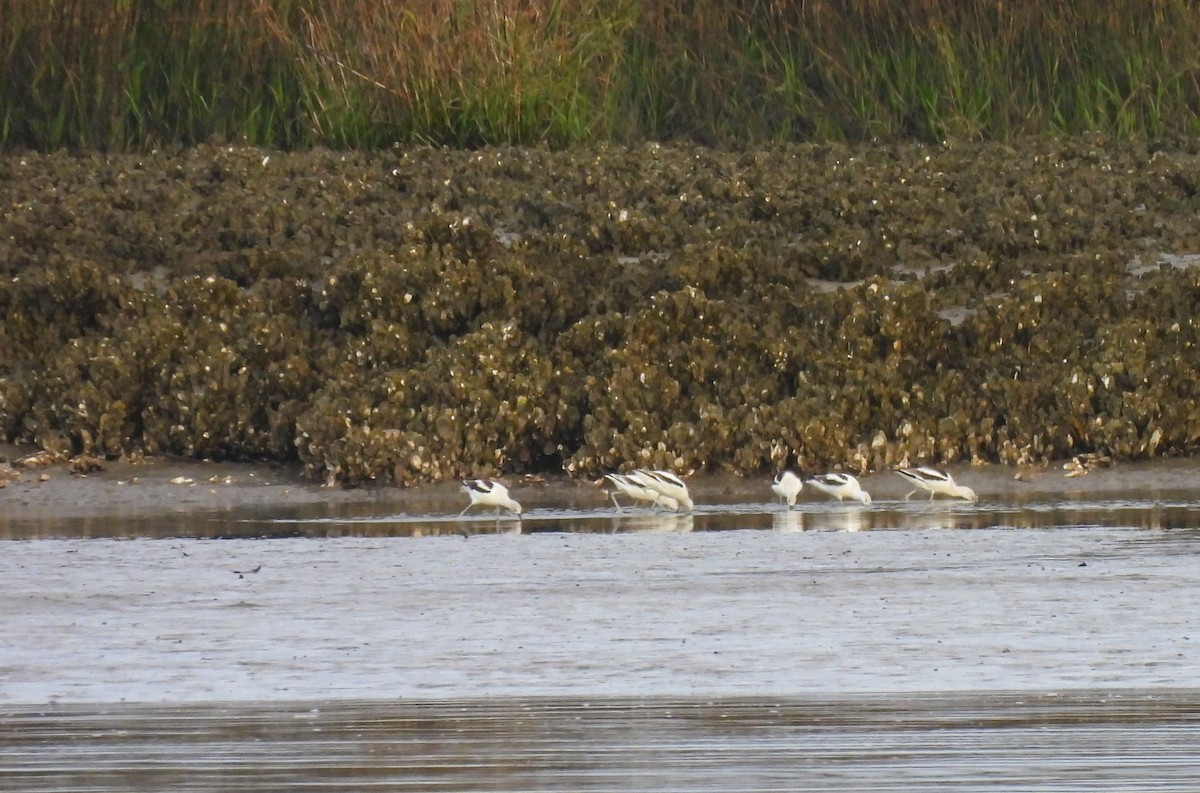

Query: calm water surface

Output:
[5, 693, 1200, 792]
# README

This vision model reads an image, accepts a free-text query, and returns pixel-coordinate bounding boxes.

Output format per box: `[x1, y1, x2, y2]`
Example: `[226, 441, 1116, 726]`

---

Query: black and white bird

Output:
[896, 467, 977, 502]
[460, 479, 523, 517]
[770, 471, 803, 508]
[604, 473, 680, 512]
[628, 469, 694, 512]
[805, 472, 872, 505]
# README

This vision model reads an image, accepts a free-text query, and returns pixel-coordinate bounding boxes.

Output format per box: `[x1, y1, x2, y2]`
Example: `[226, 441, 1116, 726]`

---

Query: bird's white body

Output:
[771, 471, 803, 508]
[806, 472, 872, 505]
[629, 469, 694, 512]
[605, 473, 680, 511]
[460, 479, 523, 516]
[896, 467, 977, 502]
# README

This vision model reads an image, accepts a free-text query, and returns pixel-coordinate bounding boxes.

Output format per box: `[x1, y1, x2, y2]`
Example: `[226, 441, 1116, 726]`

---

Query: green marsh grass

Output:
[3, 0, 1200, 150]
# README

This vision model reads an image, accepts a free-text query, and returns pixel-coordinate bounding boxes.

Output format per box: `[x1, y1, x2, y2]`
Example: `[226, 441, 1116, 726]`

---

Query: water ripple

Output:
[4, 693, 1200, 792]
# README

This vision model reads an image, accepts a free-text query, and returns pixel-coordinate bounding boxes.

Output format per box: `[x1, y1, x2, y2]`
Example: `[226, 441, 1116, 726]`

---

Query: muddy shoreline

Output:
[3, 439, 1200, 529]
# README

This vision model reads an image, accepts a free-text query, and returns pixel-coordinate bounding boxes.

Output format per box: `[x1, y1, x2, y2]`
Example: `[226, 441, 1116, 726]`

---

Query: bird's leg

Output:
[610, 493, 623, 511]
[904, 490, 916, 500]
[459, 504, 475, 516]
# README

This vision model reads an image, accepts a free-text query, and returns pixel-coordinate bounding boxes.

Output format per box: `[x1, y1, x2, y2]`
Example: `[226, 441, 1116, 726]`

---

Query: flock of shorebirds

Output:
[459, 466, 978, 519]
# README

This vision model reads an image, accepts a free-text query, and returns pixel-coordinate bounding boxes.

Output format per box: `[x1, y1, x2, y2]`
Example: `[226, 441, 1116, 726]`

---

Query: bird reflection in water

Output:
[609, 512, 694, 534]
[772, 510, 805, 533]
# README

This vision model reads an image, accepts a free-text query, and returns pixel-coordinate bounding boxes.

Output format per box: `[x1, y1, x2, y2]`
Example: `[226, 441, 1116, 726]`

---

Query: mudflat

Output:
[2, 453, 1199, 703]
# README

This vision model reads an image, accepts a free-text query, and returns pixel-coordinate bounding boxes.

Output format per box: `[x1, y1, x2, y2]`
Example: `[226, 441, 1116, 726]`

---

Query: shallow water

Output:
[5, 461, 1200, 539]
[3, 464, 1200, 790]
[5, 693, 1200, 792]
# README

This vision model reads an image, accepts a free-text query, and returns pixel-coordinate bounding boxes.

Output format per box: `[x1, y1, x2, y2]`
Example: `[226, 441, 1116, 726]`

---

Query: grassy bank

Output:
[3, 1, 1200, 150]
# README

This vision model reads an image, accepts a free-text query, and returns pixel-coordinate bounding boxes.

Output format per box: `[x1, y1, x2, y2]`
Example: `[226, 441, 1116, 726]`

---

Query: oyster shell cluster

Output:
[2, 138, 1200, 486]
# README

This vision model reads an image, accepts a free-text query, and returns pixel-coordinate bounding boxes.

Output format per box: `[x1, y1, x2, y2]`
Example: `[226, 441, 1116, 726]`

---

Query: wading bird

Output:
[805, 472, 872, 505]
[896, 467, 977, 502]
[604, 473, 680, 512]
[628, 469, 694, 512]
[770, 471, 803, 508]
[460, 479, 523, 517]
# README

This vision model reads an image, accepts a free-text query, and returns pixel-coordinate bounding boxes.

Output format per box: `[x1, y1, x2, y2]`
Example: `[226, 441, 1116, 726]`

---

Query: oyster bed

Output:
[3, 139, 1200, 486]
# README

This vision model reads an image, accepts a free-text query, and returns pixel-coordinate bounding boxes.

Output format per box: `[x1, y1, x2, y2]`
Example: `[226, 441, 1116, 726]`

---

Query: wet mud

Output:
[4, 459, 1200, 703]
[2, 453, 1200, 537]
[4, 459, 1200, 789]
